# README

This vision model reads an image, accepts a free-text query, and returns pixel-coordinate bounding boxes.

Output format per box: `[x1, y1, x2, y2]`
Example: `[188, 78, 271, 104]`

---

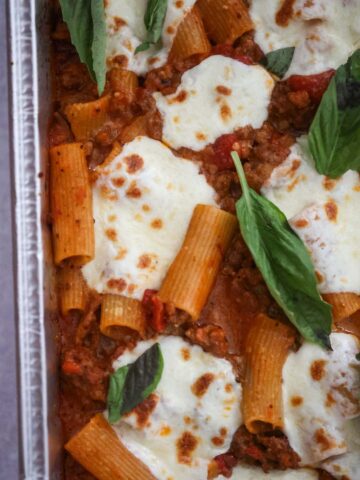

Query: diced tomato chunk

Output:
[142, 289, 166, 333]
[287, 69, 335, 103]
[212, 133, 239, 170]
[62, 359, 82, 375]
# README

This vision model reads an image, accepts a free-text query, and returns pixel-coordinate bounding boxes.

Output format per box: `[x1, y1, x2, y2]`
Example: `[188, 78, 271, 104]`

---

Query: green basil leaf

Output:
[135, 0, 168, 54]
[107, 366, 129, 424]
[59, 0, 106, 95]
[231, 152, 332, 349]
[107, 343, 164, 423]
[260, 47, 295, 79]
[309, 49, 360, 178]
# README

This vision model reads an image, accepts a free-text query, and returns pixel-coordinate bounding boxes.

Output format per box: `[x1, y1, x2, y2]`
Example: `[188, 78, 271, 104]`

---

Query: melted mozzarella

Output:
[321, 417, 360, 480]
[250, 0, 360, 77]
[219, 465, 317, 480]
[282, 333, 360, 466]
[82, 137, 216, 299]
[154, 55, 274, 151]
[105, 0, 196, 75]
[261, 138, 360, 294]
[111, 336, 242, 480]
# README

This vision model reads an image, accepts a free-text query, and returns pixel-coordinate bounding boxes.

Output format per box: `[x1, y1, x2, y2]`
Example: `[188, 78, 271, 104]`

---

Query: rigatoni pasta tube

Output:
[243, 314, 295, 434]
[323, 293, 360, 322]
[109, 69, 138, 101]
[170, 6, 210, 61]
[120, 114, 150, 144]
[58, 264, 87, 316]
[197, 0, 253, 44]
[65, 414, 157, 480]
[64, 95, 110, 141]
[158, 204, 237, 320]
[50, 143, 94, 265]
[101, 294, 146, 339]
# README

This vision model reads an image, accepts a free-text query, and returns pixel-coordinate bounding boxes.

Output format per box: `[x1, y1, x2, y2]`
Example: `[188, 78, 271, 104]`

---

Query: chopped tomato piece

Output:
[142, 289, 166, 333]
[287, 69, 335, 103]
[212, 133, 239, 170]
[62, 359, 82, 375]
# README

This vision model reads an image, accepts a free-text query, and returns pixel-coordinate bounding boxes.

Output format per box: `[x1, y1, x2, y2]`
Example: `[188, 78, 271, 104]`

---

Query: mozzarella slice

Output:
[282, 333, 360, 466]
[321, 417, 360, 480]
[218, 465, 317, 480]
[105, 0, 196, 75]
[250, 0, 360, 77]
[111, 336, 242, 480]
[82, 136, 216, 299]
[154, 55, 274, 151]
[261, 138, 360, 294]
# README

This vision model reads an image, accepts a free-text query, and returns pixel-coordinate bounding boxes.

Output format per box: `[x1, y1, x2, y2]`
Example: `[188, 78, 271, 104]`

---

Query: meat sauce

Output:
[50, 10, 336, 480]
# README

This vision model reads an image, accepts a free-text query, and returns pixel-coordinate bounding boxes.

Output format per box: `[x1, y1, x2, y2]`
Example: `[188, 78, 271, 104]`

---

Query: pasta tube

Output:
[101, 294, 146, 339]
[158, 204, 237, 320]
[65, 414, 157, 480]
[50, 143, 94, 265]
[243, 314, 295, 433]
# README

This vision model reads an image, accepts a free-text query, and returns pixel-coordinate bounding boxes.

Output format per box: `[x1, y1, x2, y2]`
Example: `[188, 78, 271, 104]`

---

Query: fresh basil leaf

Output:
[261, 47, 295, 79]
[231, 152, 332, 349]
[135, 0, 168, 54]
[309, 49, 360, 178]
[107, 343, 164, 423]
[107, 366, 129, 424]
[356, 352, 360, 361]
[59, 0, 106, 94]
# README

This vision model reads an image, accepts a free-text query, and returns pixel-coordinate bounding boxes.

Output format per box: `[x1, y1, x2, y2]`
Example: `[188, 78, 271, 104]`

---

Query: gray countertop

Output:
[0, 0, 20, 478]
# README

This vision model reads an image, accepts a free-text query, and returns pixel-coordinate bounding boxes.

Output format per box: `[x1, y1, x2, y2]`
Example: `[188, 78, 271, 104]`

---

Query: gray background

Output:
[0, 0, 20, 478]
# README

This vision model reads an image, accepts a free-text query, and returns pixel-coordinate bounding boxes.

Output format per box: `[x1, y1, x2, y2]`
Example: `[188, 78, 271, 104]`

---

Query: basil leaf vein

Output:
[107, 343, 164, 424]
[231, 152, 332, 349]
[135, 0, 168, 54]
[59, 0, 106, 94]
[260, 47, 295, 79]
[309, 49, 360, 178]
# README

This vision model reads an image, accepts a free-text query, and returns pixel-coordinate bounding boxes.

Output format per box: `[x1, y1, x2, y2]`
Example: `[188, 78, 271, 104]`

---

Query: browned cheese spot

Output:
[216, 85, 232, 96]
[310, 359, 327, 381]
[137, 254, 152, 269]
[181, 348, 191, 361]
[176, 431, 198, 465]
[130, 393, 158, 428]
[276, 0, 296, 26]
[105, 228, 117, 241]
[324, 200, 338, 222]
[191, 373, 215, 397]
[112, 177, 126, 188]
[126, 181, 142, 198]
[151, 218, 163, 229]
[293, 218, 309, 228]
[314, 428, 335, 452]
[124, 154, 144, 174]
[291, 396, 304, 407]
[107, 278, 127, 292]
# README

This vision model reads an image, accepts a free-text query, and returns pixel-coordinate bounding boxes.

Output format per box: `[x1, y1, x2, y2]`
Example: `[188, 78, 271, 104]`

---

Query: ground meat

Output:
[230, 425, 301, 472]
[185, 324, 230, 358]
[317, 470, 337, 480]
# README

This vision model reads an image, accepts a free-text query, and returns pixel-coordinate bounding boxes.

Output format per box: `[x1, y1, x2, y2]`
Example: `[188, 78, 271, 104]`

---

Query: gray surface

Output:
[0, 0, 20, 478]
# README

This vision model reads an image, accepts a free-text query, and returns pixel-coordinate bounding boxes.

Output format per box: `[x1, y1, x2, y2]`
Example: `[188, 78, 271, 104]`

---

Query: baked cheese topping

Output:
[154, 55, 275, 151]
[82, 137, 216, 299]
[250, 0, 360, 77]
[321, 417, 360, 480]
[218, 465, 317, 480]
[111, 336, 242, 480]
[105, 0, 196, 75]
[261, 139, 360, 294]
[282, 333, 360, 466]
